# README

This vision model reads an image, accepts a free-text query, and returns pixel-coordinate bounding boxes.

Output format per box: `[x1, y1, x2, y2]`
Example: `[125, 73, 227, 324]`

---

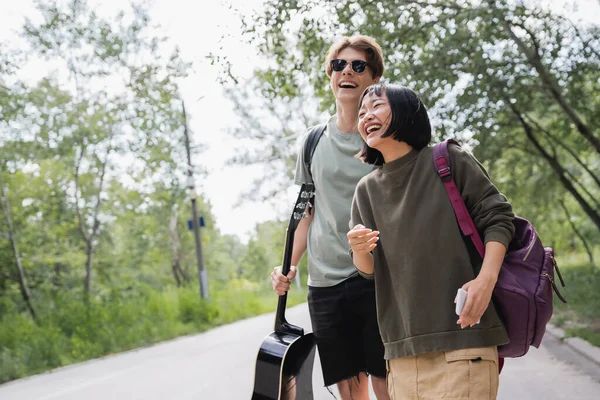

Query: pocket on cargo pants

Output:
[443, 346, 499, 399]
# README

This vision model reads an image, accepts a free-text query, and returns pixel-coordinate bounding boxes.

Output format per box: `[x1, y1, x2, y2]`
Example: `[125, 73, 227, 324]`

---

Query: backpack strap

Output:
[303, 124, 326, 181]
[432, 139, 486, 258]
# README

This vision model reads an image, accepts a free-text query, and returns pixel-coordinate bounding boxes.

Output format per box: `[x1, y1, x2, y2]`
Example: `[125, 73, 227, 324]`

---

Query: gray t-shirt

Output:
[294, 115, 374, 287]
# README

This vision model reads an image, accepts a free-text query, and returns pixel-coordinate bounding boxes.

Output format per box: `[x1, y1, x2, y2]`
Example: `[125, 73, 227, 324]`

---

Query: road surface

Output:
[1, 303, 599, 399]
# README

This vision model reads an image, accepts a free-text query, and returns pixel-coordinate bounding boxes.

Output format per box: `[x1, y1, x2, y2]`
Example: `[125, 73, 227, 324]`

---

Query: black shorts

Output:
[308, 275, 386, 387]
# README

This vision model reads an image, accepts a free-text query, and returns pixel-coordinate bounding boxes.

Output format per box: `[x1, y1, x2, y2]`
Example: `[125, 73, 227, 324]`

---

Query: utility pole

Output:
[182, 100, 209, 300]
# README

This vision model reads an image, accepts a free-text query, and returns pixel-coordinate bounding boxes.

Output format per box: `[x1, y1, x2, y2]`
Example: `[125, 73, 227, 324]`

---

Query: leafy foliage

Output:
[225, 0, 600, 253]
[0, 0, 302, 383]
[0, 283, 308, 384]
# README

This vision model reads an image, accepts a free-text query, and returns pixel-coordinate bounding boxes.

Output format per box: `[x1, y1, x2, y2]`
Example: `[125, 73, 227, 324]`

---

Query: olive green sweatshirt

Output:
[350, 144, 515, 360]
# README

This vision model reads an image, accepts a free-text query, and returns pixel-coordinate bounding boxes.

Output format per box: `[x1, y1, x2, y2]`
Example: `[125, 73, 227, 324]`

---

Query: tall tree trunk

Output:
[506, 99, 600, 230]
[559, 200, 595, 266]
[529, 116, 600, 189]
[562, 169, 600, 211]
[84, 240, 94, 294]
[502, 20, 600, 153]
[168, 211, 189, 286]
[53, 263, 62, 289]
[0, 175, 38, 322]
[74, 141, 111, 296]
[171, 261, 182, 287]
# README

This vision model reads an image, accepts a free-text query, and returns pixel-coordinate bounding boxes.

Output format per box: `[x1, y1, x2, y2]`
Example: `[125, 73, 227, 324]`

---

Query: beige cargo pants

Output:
[386, 346, 499, 399]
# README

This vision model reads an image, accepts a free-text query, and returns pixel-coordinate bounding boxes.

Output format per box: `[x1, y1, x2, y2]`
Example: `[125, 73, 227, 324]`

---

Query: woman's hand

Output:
[347, 224, 379, 255]
[457, 273, 497, 328]
[457, 241, 506, 328]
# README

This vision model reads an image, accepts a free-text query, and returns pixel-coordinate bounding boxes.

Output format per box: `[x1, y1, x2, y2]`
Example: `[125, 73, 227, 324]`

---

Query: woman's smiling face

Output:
[358, 90, 392, 149]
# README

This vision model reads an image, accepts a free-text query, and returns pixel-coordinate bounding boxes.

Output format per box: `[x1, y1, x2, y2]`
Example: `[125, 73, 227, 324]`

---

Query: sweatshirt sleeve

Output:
[350, 181, 375, 280]
[448, 144, 515, 249]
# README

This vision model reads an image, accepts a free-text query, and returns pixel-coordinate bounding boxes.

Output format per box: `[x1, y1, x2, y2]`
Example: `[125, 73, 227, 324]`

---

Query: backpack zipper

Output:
[548, 252, 566, 288]
[523, 231, 537, 261]
[541, 273, 567, 303]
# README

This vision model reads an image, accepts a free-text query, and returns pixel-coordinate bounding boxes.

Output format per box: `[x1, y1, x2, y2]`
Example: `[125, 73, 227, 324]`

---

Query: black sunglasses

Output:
[331, 59, 369, 74]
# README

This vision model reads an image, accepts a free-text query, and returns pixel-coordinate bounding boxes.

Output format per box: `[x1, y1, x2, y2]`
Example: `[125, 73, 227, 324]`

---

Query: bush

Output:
[0, 313, 65, 382]
[0, 283, 306, 384]
[177, 288, 220, 326]
[552, 262, 600, 346]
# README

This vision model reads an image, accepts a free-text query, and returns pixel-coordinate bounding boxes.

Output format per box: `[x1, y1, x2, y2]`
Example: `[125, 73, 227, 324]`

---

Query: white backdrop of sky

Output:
[0, 0, 287, 243]
[1, 0, 599, 243]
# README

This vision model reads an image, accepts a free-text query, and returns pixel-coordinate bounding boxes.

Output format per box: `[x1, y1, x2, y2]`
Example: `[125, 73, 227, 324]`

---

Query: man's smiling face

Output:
[330, 47, 379, 105]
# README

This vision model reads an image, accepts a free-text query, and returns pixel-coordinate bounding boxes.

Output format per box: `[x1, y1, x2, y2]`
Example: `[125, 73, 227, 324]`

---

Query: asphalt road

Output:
[1, 302, 599, 399]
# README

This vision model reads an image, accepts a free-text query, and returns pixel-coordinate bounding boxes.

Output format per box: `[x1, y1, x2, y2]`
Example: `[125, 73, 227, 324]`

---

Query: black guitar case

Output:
[251, 183, 317, 400]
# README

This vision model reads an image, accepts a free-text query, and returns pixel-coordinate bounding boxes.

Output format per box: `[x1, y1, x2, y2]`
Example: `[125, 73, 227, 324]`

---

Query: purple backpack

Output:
[433, 139, 567, 358]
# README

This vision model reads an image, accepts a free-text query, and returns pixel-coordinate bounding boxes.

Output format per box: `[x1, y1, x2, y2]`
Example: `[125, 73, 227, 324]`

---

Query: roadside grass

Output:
[0, 280, 307, 384]
[550, 252, 600, 347]
[2, 251, 598, 384]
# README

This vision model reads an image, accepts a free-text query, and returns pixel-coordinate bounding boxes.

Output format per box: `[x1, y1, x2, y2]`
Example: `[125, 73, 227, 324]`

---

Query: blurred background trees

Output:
[218, 0, 600, 350]
[226, 0, 600, 260]
[1, 0, 599, 384]
[0, 0, 304, 382]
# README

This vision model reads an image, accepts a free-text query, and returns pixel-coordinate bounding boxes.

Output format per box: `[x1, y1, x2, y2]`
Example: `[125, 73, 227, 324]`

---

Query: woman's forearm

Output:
[478, 241, 507, 283]
[353, 251, 375, 275]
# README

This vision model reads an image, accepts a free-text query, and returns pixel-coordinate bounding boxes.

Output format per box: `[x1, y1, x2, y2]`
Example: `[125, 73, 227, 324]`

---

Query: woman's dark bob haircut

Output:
[357, 83, 431, 166]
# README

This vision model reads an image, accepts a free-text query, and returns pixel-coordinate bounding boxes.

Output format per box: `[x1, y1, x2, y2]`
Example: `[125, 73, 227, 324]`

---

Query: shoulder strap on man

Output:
[303, 124, 327, 180]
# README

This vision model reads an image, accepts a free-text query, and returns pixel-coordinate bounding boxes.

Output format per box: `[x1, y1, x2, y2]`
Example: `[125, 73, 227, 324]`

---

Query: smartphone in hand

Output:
[455, 288, 468, 316]
[455, 288, 480, 324]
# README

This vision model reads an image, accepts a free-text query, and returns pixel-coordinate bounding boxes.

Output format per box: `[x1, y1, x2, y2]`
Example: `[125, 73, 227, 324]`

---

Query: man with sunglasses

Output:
[271, 35, 389, 400]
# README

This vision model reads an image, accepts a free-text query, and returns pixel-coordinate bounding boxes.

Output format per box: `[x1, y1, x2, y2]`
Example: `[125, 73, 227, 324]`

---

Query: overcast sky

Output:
[0, 0, 284, 243]
[1, 0, 599, 243]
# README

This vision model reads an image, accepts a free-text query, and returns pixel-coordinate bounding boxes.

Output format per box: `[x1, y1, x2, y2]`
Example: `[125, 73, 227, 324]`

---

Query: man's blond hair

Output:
[324, 35, 385, 79]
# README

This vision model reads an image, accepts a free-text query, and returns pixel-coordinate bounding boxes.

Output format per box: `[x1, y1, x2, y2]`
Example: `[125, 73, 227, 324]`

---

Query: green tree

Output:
[15, 0, 192, 295]
[223, 0, 600, 254]
[0, 171, 37, 320]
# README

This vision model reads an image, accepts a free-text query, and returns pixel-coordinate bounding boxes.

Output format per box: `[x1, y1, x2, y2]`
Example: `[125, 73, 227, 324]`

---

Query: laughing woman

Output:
[347, 83, 514, 400]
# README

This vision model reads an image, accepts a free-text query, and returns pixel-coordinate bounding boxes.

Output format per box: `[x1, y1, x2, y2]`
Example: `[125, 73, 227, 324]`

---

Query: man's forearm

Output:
[291, 210, 313, 266]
